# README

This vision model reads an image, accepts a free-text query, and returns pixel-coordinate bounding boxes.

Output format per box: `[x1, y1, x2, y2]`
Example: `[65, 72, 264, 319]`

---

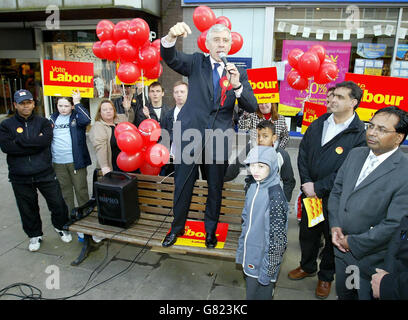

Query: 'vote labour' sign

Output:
[345, 73, 408, 121]
[246, 67, 279, 104]
[43, 60, 94, 98]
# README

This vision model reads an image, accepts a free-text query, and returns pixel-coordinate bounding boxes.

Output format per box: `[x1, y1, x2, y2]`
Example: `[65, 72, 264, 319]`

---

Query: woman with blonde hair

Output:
[238, 103, 289, 149]
[89, 99, 134, 175]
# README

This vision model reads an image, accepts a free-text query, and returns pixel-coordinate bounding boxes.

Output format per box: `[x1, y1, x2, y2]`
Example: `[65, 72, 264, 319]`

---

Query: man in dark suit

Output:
[289, 81, 366, 299]
[160, 22, 257, 248]
[134, 81, 172, 127]
[329, 106, 408, 300]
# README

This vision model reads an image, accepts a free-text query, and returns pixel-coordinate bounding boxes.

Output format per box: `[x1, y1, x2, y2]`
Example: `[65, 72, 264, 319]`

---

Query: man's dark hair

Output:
[256, 120, 276, 135]
[335, 81, 363, 110]
[327, 87, 335, 94]
[374, 106, 408, 143]
[148, 81, 164, 92]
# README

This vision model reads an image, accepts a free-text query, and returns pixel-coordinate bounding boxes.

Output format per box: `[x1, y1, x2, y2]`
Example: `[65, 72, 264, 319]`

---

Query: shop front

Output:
[181, 1, 408, 131]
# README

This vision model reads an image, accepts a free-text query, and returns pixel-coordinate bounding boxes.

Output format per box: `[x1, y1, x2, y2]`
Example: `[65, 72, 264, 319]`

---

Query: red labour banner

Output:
[246, 67, 279, 104]
[345, 73, 408, 121]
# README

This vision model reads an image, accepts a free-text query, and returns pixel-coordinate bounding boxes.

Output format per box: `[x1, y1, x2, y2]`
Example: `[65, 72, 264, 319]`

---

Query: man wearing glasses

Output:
[291, 81, 366, 299]
[329, 106, 408, 299]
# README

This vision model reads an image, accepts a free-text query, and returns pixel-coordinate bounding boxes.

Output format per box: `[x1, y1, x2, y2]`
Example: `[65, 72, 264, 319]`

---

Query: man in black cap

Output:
[0, 89, 72, 252]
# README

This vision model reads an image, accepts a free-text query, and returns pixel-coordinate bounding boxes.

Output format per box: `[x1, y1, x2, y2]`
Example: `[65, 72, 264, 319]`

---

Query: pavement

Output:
[0, 127, 337, 302]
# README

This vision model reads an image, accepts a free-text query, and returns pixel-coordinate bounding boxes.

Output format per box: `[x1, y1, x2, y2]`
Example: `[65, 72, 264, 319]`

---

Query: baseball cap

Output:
[14, 89, 33, 104]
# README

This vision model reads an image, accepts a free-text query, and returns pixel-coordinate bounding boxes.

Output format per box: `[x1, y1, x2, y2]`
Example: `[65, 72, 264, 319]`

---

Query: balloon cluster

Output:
[193, 6, 243, 55]
[115, 119, 169, 175]
[286, 45, 339, 90]
[92, 19, 163, 83]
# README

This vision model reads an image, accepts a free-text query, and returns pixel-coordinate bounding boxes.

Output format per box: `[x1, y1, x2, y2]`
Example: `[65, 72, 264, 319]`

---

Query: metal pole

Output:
[1, 77, 8, 113]
[390, 8, 403, 77]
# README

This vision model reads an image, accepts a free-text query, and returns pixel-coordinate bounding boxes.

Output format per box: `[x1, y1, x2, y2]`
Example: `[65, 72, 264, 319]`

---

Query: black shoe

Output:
[205, 232, 217, 249]
[162, 230, 185, 247]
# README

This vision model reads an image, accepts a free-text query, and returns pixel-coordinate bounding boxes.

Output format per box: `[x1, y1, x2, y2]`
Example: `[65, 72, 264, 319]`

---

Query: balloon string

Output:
[141, 69, 145, 107]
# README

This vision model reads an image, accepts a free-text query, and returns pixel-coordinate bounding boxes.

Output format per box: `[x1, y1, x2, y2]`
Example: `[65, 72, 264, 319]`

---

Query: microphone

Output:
[219, 52, 229, 69]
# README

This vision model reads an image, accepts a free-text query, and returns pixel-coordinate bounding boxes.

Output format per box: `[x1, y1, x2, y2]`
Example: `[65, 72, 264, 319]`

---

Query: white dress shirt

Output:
[355, 147, 399, 187]
[321, 113, 355, 146]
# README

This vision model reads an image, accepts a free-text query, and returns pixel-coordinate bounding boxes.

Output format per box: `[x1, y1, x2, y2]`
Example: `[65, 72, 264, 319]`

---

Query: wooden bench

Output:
[67, 173, 245, 265]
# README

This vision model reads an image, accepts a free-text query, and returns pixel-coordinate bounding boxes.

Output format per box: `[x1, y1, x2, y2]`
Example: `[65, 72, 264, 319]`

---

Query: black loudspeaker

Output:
[94, 171, 140, 228]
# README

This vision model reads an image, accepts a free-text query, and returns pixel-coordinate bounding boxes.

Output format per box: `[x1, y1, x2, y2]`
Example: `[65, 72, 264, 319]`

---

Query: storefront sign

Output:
[184, 0, 408, 2]
[280, 40, 351, 116]
[354, 59, 384, 76]
[301, 101, 327, 134]
[356, 43, 386, 59]
[345, 72, 408, 121]
[43, 60, 94, 98]
[246, 67, 279, 103]
[228, 57, 252, 69]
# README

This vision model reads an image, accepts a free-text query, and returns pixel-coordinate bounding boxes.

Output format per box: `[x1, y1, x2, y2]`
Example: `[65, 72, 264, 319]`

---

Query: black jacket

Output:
[298, 112, 366, 201]
[380, 215, 408, 300]
[0, 112, 54, 182]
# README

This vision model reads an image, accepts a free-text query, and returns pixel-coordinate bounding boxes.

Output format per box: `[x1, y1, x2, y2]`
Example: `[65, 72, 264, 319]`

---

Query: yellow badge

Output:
[16, 127, 23, 133]
[132, 99, 136, 103]
[335, 146, 344, 154]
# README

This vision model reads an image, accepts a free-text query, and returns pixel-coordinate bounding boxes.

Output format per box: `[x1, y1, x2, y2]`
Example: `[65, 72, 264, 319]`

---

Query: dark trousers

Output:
[299, 195, 335, 282]
[171, 160, 228, 235]
[245, 275, 275, 300]
[334, 248, 373, 300]
[11, 178, 69, 238]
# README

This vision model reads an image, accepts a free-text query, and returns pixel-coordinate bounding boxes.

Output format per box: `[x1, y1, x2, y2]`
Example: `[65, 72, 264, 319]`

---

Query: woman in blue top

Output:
[50, 90, 92, 216]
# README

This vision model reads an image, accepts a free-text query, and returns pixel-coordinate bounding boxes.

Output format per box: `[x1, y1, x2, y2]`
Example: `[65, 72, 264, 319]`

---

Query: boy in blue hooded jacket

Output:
[236, 145, 288, 300]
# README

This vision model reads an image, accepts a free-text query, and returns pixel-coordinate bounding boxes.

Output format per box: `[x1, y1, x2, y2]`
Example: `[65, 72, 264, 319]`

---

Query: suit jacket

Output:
[161, 44, 257, 162]
[328, 147, 408, 277]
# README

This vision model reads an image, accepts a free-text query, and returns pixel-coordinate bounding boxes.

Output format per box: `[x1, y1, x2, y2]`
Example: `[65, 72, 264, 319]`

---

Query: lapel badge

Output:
[335, 146, 344, 154]
[16, 127, 23, 133]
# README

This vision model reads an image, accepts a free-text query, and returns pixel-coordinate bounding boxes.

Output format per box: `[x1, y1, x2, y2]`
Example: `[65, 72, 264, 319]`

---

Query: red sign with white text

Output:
[246, 67, 279, 103]
[301, 101, 327, 134]
[345, 73, 408, 121]
[43, 60, 94, 98]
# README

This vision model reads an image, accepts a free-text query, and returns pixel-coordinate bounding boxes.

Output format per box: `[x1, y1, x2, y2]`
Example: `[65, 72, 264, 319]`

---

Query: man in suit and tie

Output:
[160, 22, 257, 248]
[329, 106, 408, 300]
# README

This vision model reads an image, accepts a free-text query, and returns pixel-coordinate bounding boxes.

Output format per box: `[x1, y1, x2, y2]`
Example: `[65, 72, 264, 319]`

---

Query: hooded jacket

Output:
[236, 146, 288, 285]
[50, 103, 92, 170]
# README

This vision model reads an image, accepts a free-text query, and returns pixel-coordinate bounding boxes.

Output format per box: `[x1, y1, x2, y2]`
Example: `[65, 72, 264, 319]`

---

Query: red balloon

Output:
[197, 30, 209, 53]
[140, 162, 161, 175]
[117, 151, 144, 172]
[116, 39, 138, 62]
[101, 40, 117, 61]
[138, 46, 160, 71]
[114, 121, 138, 138]
[297, 51, 321, 78]
[117, 62, 141, 84]
[143, 62, 163, 79]
[215, 16, 232, 30]
[310, 45, 326, 63]
[92, 41, 105, 59]
[288, 48, 304, 69]
[314, 62, 339, 84]
[229, 32, 243, 55]
[117, 130, 143, 155]
[96, 20, 115, 42]
[287, 69, 309, 90]
[151, 39, 162, 61]
[128, 18, 150, 49]
[138, 119, 161, 145]
[145, 144, 170, 167]
[193, 6, 216, 32]
[113, 20, 130, 43]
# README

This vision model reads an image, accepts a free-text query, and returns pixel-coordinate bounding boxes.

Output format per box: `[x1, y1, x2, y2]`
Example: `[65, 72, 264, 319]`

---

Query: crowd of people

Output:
[0, 21, 407, 301]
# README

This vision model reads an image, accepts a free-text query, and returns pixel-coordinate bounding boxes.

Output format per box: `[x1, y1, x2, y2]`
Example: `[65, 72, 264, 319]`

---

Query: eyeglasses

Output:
[367, 122, 397, 135]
